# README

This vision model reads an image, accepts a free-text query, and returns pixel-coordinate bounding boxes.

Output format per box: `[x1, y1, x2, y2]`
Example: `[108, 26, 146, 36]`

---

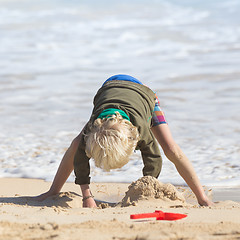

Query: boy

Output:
[36, 74, 213, 207]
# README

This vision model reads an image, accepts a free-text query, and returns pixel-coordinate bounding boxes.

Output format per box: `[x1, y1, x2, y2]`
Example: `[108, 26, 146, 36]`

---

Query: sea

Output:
[0, 0, 239, 187]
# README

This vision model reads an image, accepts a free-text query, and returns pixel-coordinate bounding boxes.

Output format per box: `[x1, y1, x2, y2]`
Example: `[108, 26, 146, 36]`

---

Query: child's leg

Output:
[34, 134, 81, 201]
[151, 123, 213, 206]
[48, 135, 81, 194]
[150, 93, 212, 206]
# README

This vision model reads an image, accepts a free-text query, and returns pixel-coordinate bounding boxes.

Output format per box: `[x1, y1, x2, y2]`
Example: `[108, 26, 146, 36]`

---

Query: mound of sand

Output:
[120, 176, 185, 207]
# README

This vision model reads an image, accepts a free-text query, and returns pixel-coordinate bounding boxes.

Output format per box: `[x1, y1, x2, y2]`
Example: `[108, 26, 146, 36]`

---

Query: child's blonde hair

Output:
[85, 112, 139, 171]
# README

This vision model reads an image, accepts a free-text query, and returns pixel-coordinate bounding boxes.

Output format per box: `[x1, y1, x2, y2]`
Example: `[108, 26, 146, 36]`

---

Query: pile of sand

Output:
[120, 176, 186, 207]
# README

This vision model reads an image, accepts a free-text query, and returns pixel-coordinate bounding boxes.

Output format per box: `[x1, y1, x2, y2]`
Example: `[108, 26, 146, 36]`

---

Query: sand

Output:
[0, 177, 240, 240]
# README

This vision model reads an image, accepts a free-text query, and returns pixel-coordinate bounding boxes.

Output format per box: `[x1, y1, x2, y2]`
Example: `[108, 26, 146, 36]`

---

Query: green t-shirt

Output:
[74, 80, 162, 185]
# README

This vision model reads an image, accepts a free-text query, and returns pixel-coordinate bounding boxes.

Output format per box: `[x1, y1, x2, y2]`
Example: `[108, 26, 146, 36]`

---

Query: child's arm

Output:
[151, 124, 213, 206]
[80, 184, 97, 208]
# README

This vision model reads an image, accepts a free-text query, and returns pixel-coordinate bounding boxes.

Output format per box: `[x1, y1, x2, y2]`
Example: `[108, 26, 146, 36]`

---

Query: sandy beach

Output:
[0, 177, 240, 240]
[1, 1, 239, 239]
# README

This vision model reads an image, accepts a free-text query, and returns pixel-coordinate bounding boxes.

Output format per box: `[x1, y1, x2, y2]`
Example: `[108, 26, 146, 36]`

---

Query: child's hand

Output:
[83, 197, 97, 208]
[80, 184, 97, 208]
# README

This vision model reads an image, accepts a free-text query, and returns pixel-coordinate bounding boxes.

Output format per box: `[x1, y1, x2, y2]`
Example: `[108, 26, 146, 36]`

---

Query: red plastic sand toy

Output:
[130, 210, 187, 221]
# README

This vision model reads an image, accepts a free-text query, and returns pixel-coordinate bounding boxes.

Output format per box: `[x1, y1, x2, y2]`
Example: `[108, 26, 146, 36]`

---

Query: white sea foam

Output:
[0, 0, 239, 187]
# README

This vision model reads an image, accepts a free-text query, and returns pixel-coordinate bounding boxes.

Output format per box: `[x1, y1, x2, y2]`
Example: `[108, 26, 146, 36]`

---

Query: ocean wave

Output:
[0, 0, 239, 187]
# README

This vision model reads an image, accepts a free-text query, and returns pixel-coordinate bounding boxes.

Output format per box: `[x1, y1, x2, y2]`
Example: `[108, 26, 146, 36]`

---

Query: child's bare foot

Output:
[198, 197, 214, 206]
[33, 191, 53, 202]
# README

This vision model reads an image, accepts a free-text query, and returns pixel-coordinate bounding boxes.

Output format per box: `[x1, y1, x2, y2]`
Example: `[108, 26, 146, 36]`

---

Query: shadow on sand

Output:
[0, 192, 117, 208]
